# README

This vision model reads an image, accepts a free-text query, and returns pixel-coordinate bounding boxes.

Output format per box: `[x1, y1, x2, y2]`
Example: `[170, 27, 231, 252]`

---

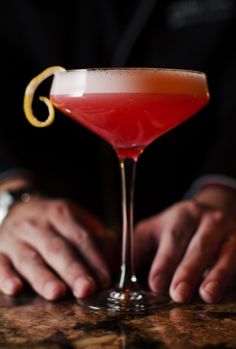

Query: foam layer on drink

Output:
[50, 69, 209, 96]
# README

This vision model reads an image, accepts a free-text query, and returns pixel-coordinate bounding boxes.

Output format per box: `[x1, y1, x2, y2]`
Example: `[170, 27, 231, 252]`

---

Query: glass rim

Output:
[55, 67, 207, 76]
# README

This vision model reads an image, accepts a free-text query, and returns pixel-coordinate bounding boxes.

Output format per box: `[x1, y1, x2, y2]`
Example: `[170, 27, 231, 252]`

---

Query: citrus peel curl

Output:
[23, 66, 66, 127]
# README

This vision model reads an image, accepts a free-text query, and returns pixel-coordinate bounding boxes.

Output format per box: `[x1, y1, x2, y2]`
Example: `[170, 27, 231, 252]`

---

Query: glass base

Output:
[77, 287, 171, 313]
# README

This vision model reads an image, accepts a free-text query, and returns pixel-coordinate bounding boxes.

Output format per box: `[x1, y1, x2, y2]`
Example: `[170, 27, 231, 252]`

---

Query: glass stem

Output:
[118, 157, 138, 290]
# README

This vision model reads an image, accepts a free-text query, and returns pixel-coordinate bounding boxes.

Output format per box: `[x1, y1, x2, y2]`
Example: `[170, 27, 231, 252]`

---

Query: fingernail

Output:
[73, 276, 95, 298]
[2, 278, 22, 295]
[173, 281, 191, 303]
[152, 273, 168, 293]
[44, 281, 66, 300]
[202, 281, 220, 302]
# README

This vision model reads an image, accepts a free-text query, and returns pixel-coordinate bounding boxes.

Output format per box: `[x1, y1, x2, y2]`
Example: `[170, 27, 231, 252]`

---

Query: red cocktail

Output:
[51, 69, 209, 161]
[24, 68, 210, 312]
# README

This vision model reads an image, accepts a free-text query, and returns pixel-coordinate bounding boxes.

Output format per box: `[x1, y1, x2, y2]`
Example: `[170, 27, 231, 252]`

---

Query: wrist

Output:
[0, 187, 39, 225]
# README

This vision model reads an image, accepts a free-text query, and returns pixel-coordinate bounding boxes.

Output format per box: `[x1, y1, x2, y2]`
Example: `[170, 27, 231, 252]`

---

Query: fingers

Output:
[19, 225, 96, 299]
[49, 201, 111, 289]
[0, 253, 23, 295]
[170, 211, 226, 303]
[0, 199, 112, 300]
[148, 227, 194, 293]
[5, 243, 67, 300]
[199, 234, 236, 303]
[135, 201, 201, 293]
[137, 200, 236, 304]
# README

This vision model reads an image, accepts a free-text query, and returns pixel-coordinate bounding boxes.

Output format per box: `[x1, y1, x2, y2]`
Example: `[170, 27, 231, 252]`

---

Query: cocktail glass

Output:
[25, 67, 210, 312]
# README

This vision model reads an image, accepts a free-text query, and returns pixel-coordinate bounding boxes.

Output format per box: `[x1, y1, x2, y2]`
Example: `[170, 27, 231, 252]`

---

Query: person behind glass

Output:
[0, 0, 236, 304]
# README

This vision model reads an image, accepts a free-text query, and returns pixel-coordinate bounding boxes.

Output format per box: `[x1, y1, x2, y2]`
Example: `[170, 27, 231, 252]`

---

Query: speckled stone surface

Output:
[1, 290, 236, 349]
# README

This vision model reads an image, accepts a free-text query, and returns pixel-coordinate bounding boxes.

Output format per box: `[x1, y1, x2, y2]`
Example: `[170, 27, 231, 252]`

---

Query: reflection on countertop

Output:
[1, 290, 236, 349]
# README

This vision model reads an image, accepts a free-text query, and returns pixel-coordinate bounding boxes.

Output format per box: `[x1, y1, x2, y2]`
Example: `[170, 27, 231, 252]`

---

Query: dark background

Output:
[1, 0, 236, 231]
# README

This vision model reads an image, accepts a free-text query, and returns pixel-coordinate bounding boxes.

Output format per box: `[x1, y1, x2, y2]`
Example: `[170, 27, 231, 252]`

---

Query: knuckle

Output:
[45, 236, 66, 255]
[18, 249, 41, 269]
[50, 200, 71, 220]
[167, 226, 192, 247]
[65, 261, 85, 279]
[206, 210, 225, 225]
[213, 210, 225, 223]
[177, 200, 199, 215]
[75, 228, 89, 244]
[195, 233, 212, 252]
[171, 201, 200, 226]
[177, 263, 195, 278]
[182, 200, 198, 212]
[20, 218, 42, 232]
[168, 227, 183, 242]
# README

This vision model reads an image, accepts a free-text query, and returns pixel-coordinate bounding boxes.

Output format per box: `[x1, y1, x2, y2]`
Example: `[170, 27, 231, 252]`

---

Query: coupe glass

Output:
[48, 68, 209, 311]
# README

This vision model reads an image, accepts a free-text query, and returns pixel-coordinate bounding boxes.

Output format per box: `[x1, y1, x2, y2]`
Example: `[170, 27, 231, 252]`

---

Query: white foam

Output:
[50, 68, 208, 96]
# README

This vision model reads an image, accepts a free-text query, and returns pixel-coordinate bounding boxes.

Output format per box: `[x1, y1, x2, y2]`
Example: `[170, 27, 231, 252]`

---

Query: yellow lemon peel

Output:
[23, 66, 66, 127]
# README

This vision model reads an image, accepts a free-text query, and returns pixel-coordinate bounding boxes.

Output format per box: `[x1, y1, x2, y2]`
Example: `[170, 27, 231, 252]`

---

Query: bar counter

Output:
[1, 290, 236, 349]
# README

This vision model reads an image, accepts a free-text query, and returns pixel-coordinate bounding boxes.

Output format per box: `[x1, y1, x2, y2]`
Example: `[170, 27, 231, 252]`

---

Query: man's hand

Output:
[0, 197, 116, 300]
[134, 186, 236, 304]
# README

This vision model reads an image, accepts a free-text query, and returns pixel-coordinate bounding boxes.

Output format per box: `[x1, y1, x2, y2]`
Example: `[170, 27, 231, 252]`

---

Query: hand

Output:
[0, 196, 117, 300]
[134, 186, 236, 303]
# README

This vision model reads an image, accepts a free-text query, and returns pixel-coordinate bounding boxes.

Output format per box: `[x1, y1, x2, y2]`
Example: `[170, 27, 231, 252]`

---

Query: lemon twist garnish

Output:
[23, 66, 66, 127]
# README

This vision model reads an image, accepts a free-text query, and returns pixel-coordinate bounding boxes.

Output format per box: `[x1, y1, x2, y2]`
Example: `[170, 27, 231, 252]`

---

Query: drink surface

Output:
[50, 69, 209, 159]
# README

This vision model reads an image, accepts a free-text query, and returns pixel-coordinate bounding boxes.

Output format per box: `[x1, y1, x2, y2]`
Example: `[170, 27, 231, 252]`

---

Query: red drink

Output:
[50, 69, 209, 160]
[24, 67, 210, 311]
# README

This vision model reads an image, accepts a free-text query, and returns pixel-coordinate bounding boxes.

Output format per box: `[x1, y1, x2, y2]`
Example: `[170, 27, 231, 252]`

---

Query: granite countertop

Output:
[1, 290, 236, 349]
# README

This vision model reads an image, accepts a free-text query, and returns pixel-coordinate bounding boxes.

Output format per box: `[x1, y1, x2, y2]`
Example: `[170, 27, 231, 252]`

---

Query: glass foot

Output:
[77, 288, 171, 313]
